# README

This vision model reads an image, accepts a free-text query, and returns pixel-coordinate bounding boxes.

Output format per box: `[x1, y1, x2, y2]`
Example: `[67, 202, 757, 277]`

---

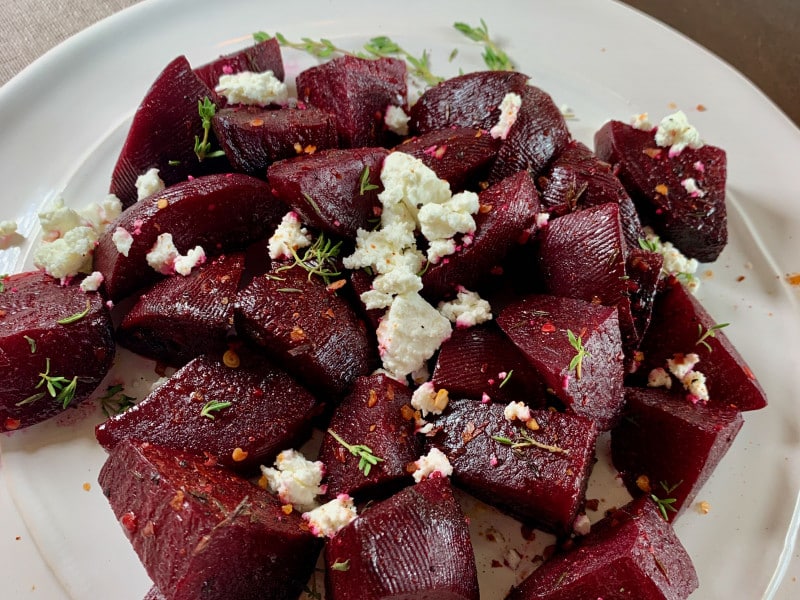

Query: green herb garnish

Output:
[277, 232, 343, 285]
[567, 329, 590, 380]
[491, 431, 568, 455]
[358, 166, 379, 195]
[194, 97, 226, 162]
[25, 358, 79, 409]
[331, 559, 350, 572]
[650, 480, 682, 521]
[57, 299, 91, 325]
[453, 19, 515, 71]
[638, 237, 660, 252]
[696, 322, 729, 352]
[200, 400, 233, 420]
[24, 335, 36, 354]
[327, 428, 384, 476]
[99, 384, 136, 417]
[0, 274, 7, 293]
[498, 369, 513, 389]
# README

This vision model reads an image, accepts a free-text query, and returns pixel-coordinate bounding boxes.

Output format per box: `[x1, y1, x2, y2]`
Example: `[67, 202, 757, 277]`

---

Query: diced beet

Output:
[394, 128, 501, 191]
[496, 294, 625, 430]
[422, 171, 540, 300]
[319, 374, 420, 500]
[98, 440, 321, 600]
[537, 139, 643, 248]
[630, 276, 767, 410]
[594, 119, 727, 262]
[212, 106, 338, 175]
[612, 387, 743, 521]
[0, 271, 115, 431]
[143, 587, 165, 600]
[193, 37, 285, 92]
[94, 173, 283, 301]
[507, 496, 698, 600]
[325, 477, 479, 600]
[235, 263, 376, 396]
[428, 400, 598, 534]
[95, 351, 317, 471]
[348, 268, 383, 331]
[267, 147, 388, 239]
[295, 55, 407, 148]
[109, 56, 228, 208]
[488, 85, 571, 182]
[431, 322, 548, 406]
[626, 248, 663, 343]
[409, 70, 530, 134]
[116, 253, 244, 366]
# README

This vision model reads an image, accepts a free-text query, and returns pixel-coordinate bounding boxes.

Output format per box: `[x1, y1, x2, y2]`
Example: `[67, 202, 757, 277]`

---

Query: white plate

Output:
[2, 0, 800, 598]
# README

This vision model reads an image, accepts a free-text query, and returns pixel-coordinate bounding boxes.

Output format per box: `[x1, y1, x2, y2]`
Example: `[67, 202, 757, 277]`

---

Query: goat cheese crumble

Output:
[630, 112, 653, 131]
[654, 110, 704, 157]
[437, 287, 492, 328]
[215, 70, 288, 106]
[490, 92, 522, 140]
[411, 447, 453, 483]
[302, 494, 357, 538]
[0, 220, 20, 249]
[268, 211, 313, 260]
[135, 168, 165, 201]
[384, 104, 410, 136]
[503, 401, 532, 422]
[33, 226, 98, 281]
[642, 227, 700, 294]
[411, 382, 450, 417]
[681, 177, 706, 198]
[145, 233, 206, 276]
[79, 271, 104, 292]
[261, 449, 325, 512]
[112, 227, 134, 257]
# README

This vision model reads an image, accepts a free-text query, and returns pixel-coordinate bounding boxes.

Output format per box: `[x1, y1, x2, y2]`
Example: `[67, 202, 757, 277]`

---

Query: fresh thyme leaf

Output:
[492, 431, 568, 455]
[358, 166, 379, 195]
[491, 435, 514, 446]
[32, 358, 79, 409]
[650, 480, 682, 520]
[327, 428, 384, 477]
[56, 377, 79, 408]
[449, 48, 459, 62]
[276, 288, 304, 293]
[24, 335, 36, 353]
[252, 31, 271, 43]
[453, 19, 514, 71]
[498, 369, 513, 389]
[331, 559, 350, 571]
[16, 392, 46, 407]
[696, 322, 729, 352]
[57, 298, 91, 325]
[567, 329, 590, 380]
[0, 274, 7, 292]
[638, 237, 660, 252]
[302, 192, 323, 218]
[194, 97, 225, 161]
[200, 400, 233, 420]
[99, 385, 136, 417]
[277, 233, 343, 285]
[168, 159, 182, 167]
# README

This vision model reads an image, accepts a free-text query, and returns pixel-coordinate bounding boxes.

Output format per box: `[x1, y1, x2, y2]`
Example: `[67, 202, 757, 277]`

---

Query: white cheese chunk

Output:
[412, 447, 453, 483]
[261, 449, 325, 513]
[302, 494, 357, 538]
[654, 110, 704, 156]
[384, 104, 410, 136]
[135, 168, 165, 201]
[437, 287, 492, 328]
[215, 70, 288, 106]
[490, 92, 522, 140]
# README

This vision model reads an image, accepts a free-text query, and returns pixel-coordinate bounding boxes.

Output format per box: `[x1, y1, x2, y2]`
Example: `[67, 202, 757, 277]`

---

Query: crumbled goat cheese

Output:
[145, 233, 205, 276]
[418, 191, 479, 263]
[667, 352, 701, 380]
[503, 401, 532, 422]
[215, 70, 288, 106]
[78, 194, 122, 232]
[39, 198, 82, 242]
[0, 220, 20, 249]
[642, 227, 700, 294]
[411, 381, 450, 417]
[681, 177, 706, 198]
[135, 168, 165, 201]
[535, 212, 550, 229]
[630, 112, 653, 131]
[683, 370, 709, 402]
[412, 447, 453, 483]
[384, 104, 410, 136]
[261, 449, 325, 512]
[654, 110, 704, 156]
[112, 227, 134, 257]
[573, 514, 592, 536]
[647, 367, 673, 389]
[268, 211, 313, 260]
[302, 494, 357, 538]
[490, 92, 522, 140]
[80, 271, 104, 292]
[437, 287, 492, 328]
[173, 246, 206, 276]
[33, 226, 98, 281]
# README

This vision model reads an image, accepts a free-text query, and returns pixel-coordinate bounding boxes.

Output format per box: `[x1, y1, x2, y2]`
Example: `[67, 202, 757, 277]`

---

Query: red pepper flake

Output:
[281, 504, 294, 515]
[400, 404, 416, 420]
[368, 424, 377, 432]
[786, 273, 800, 287]
[326, 279, 346, 292]
[654, 184, 668, 196]
[636, 474, 652, 493]
[156, 198, 169, 210]
[642, 147, 662, 159]
[4, 417, 21, 431]
[249, 118, 264, 127]
[479, 203, 493, 214]
[585, 498, 600, 512]
[696, 104, 707, 112]
[170, 490, 185, 510]
[293, 143, 303, 154]
[304, 144, 317, 155]
[367, 389, 378, 408]
[737, 275, 746, 282]
[231, 447, 248, 462]
[120, 512, 138, 534]
[541, 322, 556, 333]
[290, 326, 306, 342]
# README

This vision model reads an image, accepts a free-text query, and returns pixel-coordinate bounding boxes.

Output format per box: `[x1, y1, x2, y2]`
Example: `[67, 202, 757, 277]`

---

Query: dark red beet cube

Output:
[267, 147, 388, 239]
[507, 495, 698, 600]
[212, 106, 338, 175]
[295, 55, 407, 148]
[193, 37, 285, 92]
[95, 351, 318, 471]
[409, 70, 530, 134]
[319, 374, 420, 500]
[0, 271, 115, 431]
[116, 252, 244, 366]
[428, 400, 598, 534]
[496, 294, 625, 430]
[594, 119, 727, 262]
[626, 248, 664, 343]
[632, 275, 767, 411]
[612, 387, 743, 521]
[98, 440, 321, 600]
[325, 476, 479, 600]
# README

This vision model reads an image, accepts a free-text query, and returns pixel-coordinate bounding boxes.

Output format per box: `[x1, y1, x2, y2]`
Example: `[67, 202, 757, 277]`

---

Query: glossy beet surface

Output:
[98, 440, 321, 600]
[319, 374, 420, 500]
[428, 400, 598, 534]
[193, 37, 284, 93]
[497, 294, 625, 430]
[612, 387, 743, 521]
[95, 351, 318, 471]
[594, 119, 727, 262]
[94, 173, 283, 301]
[0, 271, 114, 431]
[267, 147, 388, 239]
[325, 477, 479, 600]
[117, 252, 244, 366]
[507, 496, 698, 600]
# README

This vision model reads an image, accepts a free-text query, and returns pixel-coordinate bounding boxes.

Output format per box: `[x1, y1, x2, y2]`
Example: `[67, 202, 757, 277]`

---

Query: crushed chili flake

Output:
[697, 500, 711, 514]
[526, 418, 540, 431]
[231, 447, 249, 462]
[249, 118, 264, 127]
[654, 184, 669, 196]
[642, 147, 662, 159]
[367, 389, 378, 408]
[541, 322, 556, 333]
[479, 203, 493, 214]
[281, 504, 294, 515]
[327, 279, 346, 291]
[222, 349, 240, 368]
[156, 198, 169, 210]
[290, 326, 306, 342]
[4, 417, 21, 431]
[400, 404, 416, 421]
[170, 490, 185, 510]
[293, 143, 303, 154]
[636, 474, 652, 493]
[696, 104, 707, 112]
[786, 273, 800, 286]
[82, 482, 92, 492]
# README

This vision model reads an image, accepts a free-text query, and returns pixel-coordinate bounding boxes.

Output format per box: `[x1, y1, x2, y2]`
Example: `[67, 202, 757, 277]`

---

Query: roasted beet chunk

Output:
[109, 56, 227, 208]
[116, 252, 244, 366]
[98, 440, 322, 600]
[193, 37, 285, 92]
[95, 351, 318, 471]
[319, 374, 420, 500]
[507, 495, 698, 600]
[267, 147, 388, 239]
[612, 387, 743, 521]
[496, 294, 625, 430]
[594, 119, 727, 262]
[428, 399, 598, 534]
[0, 271, 114, 431]
[325, 477, 479, 600]
[295, 55, 407, 148]
[212, 106, 338, 174]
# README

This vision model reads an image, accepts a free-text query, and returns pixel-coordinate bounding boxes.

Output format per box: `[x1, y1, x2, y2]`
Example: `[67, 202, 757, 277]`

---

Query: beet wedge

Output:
[428, 399, 598, 534]
[319, 374, 421, 500]
[109, 56, 228, 208]
[0, 271, 114, 431]
[594, 119, 727, 262]
[496, 294, 625, 430]
[98, 439, 322, 600]
[193, 37, 285, 93]
[295, 55, 407, 148]
[94, 173, 282, 301]
[324, 476, 479, 600]
[611, 387, 743, 522]
[116, 252, 244, 366]
[507, 495, 699, 600]
[212, 106, 338, 175]
[95, 351, 318, 471]
[267, 147, 388, 239]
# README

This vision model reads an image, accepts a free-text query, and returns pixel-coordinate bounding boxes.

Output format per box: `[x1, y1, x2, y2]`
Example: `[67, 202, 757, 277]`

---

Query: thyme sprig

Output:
[200, 400, 233, 420]
[331, 559, 350, 572]
[194, 97, 226, 162]
[57, 299, 91, 325]
[17, 358, 78, 409]
[358, 166, 379, 195]
[453, 19, 515, 71]
[0, 274, 7, 293]
[327, 428, 384, 476]
[638, 237, 660, 252]
[696, 322, 729, 352]
[498, 369, 513, 389]
[650, 480, 682, 521]
[99, 384, 136, 417]
[277, 233, 343, 285]
[491, 431, 569, 455]
[567, 329, 590, 380]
